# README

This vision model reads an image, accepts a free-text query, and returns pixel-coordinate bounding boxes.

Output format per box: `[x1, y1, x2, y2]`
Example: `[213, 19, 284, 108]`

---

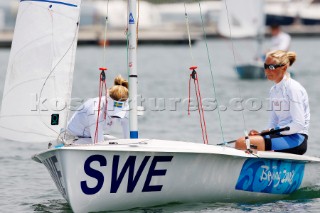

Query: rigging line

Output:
[188, 70, 209, 144]
[223, 0, 248, 133]
[101, 2, 110, 124]
[94, 73, 106, 144]
[102, 0, 110, 67]
[185, 3, 208, 144]
[94, 81, 103, 144]
[63, 16, 79, 140]
[194, 81, 206, 144]
[38, 20, 79, 135]
[49, 8, 58, 106]
[0, 124, 57, 137]
[183, 3, 195, 65]
[126, 0, 128, 33]
[137, 0, 140, 46]
[94, 0, 109, 144]
[194, 75, 209, 144]
[198, 1, 225, 143]
[221, 36, 244, 63]
[2, 32, 56, 101]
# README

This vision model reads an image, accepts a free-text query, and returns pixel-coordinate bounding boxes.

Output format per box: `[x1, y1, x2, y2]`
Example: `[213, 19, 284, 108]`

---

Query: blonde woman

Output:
[67, 75, 129, 143]
[236, 50, 310, 155]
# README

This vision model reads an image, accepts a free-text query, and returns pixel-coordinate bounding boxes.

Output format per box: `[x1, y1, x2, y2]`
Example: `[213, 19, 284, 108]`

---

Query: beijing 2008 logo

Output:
[235, 158, 305, 194]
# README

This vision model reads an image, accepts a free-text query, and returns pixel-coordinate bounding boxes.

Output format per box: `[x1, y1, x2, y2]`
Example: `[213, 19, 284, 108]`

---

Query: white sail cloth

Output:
[218, 0, 265, 38]
[0, 0, 82, 142]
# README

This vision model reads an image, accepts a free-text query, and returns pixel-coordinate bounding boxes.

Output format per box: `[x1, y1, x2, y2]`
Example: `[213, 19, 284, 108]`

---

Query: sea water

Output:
[1, 38, 320, 212]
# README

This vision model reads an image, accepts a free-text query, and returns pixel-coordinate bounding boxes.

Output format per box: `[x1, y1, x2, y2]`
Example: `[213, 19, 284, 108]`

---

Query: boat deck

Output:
[47, 138, 320, 163]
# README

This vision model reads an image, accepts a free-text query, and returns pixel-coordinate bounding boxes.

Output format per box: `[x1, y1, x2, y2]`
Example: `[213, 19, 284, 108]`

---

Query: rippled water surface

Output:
[1, 37, 320, 212]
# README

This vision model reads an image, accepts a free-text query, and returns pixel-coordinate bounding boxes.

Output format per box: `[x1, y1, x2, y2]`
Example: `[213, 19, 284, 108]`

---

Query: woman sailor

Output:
[67, 75, 129, 143]
[235, 50, 310, 155]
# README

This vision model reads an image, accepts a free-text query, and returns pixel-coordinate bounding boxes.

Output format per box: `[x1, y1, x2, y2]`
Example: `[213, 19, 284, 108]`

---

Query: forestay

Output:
[0, 0, 81, 142]
[218, 0, 265, 38]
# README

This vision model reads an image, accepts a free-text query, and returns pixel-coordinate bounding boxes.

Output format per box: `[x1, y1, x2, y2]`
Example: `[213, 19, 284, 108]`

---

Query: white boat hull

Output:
[33, 139, 320, 213]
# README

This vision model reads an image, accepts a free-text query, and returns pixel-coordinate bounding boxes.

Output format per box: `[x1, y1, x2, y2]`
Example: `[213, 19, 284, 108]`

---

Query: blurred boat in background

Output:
[299, 0, 320, 25]
[157, 1, 221, 28]
[265, 0, 320, 26]
[0, 0, 201, 47]
[265, 0, 305, 26]
[1, 0, 320, 48]
[218, 0, 266, 80]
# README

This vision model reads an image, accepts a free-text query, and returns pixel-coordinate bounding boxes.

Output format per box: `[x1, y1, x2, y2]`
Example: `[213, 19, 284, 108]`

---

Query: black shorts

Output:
[264, 133, 308, 155]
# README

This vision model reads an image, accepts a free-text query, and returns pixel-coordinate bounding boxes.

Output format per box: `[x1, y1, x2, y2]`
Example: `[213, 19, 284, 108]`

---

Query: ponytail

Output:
[109, 75, 129, 101]
[114, 75, 128, 89]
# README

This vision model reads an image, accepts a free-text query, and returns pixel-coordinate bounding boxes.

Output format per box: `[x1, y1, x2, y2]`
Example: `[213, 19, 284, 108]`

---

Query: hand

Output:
[249, 129, 260, 136]
[260, 129, 270, 134]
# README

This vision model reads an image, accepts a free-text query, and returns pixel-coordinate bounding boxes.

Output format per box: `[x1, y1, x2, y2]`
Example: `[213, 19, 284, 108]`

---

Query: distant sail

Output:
[0, 0, 81, 142]
[218, 0, 265, 38]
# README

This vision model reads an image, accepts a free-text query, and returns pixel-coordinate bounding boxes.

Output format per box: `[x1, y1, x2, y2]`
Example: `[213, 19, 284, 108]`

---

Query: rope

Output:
[94, 0, 110, 144]
[184, 4, 208, 144]
[198, 1, 225, 143]
[94, 68, 107, 144]
[188, 68, 209, 144]
[223, 0, 249, 145]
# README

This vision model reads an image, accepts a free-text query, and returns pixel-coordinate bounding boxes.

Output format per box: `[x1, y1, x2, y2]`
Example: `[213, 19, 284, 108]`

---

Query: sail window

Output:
[51, 114, 59, 125]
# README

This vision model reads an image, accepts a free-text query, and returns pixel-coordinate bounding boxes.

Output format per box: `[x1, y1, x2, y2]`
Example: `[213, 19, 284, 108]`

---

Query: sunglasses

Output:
[264, 63, 285, 70]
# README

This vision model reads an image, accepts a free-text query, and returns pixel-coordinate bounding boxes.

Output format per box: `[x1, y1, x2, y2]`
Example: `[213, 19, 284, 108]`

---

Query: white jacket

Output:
[268, 75, 310, 135]
[270, 32, 291, 51]
[67, 96, 129, 143]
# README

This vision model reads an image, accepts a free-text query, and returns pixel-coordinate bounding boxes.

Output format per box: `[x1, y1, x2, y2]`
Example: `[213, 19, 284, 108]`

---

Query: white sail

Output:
[218, 0, 265, 38]
[0, 0, 81, 142]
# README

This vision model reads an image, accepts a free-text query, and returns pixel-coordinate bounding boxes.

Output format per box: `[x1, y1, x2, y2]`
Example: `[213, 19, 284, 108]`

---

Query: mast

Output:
[128, 0, 138, 138]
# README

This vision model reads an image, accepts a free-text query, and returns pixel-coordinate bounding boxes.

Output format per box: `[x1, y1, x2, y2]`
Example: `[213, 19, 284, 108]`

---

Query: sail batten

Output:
[0, 0, 81, 142]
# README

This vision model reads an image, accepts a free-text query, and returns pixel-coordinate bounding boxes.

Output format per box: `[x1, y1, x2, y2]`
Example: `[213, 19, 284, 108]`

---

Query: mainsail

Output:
[218, 0, 265, 38]
[0, 0, 81, 142]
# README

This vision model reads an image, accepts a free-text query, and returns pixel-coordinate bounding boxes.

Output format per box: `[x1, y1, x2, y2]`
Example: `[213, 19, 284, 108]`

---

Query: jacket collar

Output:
[274, 74, 289, 91]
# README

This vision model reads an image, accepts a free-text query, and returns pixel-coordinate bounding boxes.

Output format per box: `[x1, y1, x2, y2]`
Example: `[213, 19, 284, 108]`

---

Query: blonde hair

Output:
[266, 50, 297, 67]
[109, 75, 128, 101]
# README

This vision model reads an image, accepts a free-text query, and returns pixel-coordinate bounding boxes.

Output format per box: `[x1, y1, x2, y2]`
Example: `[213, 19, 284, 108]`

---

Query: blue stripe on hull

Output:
[20, 0, 78, 7]
[130, 131, 138, 139]
[266, 14, 295, 26]
[301, 18, 320, 25]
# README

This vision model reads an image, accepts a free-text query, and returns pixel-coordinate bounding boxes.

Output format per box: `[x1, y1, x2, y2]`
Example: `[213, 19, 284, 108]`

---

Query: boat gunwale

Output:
[31, 138, 320, 164]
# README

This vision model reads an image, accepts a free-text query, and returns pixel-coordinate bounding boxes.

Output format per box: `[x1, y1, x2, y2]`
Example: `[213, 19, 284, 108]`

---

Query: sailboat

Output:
[299, 0, 320, 25]
[1, 0, 320, 212]
[218, 0, 266, 79]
